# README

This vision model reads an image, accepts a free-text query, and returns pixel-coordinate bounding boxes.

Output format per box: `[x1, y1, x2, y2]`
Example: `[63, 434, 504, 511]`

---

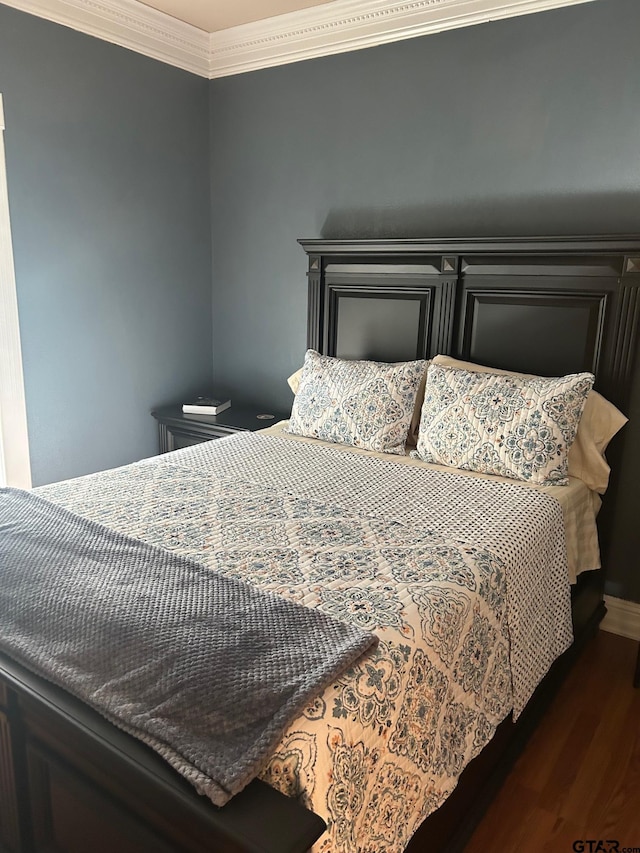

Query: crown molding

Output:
[0, 0, 598, 79]
[208, 0, 596, 78]
[0, 0, 211, 76]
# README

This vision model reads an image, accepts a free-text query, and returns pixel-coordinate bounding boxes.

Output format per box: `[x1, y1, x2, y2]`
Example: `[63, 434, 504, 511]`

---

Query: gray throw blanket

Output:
[0, 487, 377, 805]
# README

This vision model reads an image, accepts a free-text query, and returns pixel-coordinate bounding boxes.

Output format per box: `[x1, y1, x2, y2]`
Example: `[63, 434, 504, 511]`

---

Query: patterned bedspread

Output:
[37, 432, 573, 853]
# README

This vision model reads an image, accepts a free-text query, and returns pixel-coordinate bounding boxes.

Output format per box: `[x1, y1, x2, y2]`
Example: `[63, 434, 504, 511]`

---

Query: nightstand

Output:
[151, 404, 290, 454]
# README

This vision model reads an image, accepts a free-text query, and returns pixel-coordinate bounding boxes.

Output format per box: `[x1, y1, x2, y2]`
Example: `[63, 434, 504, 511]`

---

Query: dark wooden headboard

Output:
[298, 235, 640, 411]
[299, 235, 640, 587]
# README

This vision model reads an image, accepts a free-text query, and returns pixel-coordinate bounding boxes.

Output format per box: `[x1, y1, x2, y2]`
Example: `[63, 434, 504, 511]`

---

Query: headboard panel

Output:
[458, 288, 606, 378]
[457, 255, 623, 393]
[299, 236, 640, 411]
[329, 286, 429, 363]
[305, 251, 458, 365]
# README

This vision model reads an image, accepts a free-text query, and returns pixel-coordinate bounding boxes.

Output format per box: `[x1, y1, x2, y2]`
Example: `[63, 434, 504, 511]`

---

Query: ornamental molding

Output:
[208, 0, 596, 78]
[0, 0, 597, 78]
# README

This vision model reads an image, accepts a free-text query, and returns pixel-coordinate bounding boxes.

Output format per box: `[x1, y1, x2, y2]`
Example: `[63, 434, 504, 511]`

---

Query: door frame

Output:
[0, 93, 31, 488]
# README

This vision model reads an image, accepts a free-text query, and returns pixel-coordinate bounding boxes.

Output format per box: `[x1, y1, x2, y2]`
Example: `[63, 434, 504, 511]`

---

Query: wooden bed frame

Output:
[1, 235, 639, 853]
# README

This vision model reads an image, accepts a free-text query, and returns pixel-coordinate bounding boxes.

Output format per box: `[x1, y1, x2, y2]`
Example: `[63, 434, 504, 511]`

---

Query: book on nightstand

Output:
[182, 396, 231, 415]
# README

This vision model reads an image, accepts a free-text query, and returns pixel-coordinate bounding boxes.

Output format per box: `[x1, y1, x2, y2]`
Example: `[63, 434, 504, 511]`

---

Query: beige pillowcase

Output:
[288, 361, 429, 446]
[431, 355, 627, 493]
[287, 367, 303, 395]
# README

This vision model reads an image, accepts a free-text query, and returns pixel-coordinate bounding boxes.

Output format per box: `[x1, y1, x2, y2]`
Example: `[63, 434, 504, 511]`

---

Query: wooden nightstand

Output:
[151, 404, 290, 454]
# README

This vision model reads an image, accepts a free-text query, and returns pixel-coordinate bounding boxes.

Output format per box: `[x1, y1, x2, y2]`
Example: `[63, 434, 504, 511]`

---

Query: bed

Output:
[1, 234, 639, 853]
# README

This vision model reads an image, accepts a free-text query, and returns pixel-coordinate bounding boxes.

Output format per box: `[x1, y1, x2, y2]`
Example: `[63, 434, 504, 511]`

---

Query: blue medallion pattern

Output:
[411, 587, 470, 666]
[332, 641, 409, 733]
[453, 607, 496, 699]
[414, 365, 594, 484]
[434, 701, 475, 777]
[388, 649, 449, 772]
[287, 349, 428, 454]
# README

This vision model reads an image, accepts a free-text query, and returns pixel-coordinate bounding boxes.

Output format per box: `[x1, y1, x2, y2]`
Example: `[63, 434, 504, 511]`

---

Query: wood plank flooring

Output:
[465, 630, 640, 853]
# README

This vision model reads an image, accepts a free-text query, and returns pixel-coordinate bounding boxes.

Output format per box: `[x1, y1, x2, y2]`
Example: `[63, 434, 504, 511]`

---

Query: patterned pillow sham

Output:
[287, 349, 429, 454]
[413, 365, 595, 485]
[431, 354, 627, 493]
[288, 361, 429, 447]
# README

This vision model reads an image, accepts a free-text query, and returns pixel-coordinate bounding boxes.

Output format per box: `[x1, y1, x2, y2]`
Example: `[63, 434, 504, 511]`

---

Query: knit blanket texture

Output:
[0, 486, 377, 805]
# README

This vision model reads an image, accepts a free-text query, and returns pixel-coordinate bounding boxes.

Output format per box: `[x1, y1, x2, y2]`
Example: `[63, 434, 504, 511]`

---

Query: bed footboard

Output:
[0, 654, 326, 853]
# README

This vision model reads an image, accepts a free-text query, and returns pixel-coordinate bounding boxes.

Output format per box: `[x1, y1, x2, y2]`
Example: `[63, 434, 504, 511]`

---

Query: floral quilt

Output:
[37, 432, 573, 853]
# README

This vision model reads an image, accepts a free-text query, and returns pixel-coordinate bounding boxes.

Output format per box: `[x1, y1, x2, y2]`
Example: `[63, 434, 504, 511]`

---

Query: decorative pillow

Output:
[413, 364, 595, 485]
[431, 355, 627, 493]
[287, 350, 429, 454]
[288, 360, 429, 446]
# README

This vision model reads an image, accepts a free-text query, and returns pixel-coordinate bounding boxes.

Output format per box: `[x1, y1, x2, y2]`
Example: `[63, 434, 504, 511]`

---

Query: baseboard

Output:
[601, 595, 640, 641]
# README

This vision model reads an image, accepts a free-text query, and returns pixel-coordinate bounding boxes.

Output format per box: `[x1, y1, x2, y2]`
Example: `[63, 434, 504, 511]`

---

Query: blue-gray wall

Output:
[0, 5, 213, 486]
[209, 0, 640, 411]
[209, 0, 640, 602]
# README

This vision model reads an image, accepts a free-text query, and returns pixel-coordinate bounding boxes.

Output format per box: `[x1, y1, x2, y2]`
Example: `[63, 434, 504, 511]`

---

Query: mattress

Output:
[34, 429, 586, 853]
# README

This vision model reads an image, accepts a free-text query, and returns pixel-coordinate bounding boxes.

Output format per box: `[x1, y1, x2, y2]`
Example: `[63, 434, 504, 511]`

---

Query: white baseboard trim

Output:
[601, 595, 640, 642]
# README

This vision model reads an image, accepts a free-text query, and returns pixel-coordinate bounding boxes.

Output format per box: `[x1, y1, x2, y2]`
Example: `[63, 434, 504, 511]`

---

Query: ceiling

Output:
[137, 0, 337, 32]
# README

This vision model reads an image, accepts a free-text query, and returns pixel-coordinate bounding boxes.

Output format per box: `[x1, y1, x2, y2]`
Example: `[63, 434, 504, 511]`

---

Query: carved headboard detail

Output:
[299, 235, 640, 411]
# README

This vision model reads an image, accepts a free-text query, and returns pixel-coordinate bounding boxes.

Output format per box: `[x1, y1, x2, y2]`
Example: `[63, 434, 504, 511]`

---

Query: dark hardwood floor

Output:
[465, 630, 640, 853]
